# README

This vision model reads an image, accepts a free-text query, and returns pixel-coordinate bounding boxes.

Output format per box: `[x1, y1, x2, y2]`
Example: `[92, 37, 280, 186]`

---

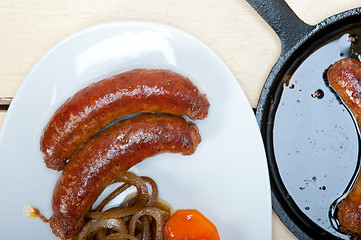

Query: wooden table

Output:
[0, 0, 360, 239]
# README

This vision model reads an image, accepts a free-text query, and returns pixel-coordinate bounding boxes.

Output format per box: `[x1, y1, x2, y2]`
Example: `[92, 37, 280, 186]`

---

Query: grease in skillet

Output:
[271, 30, 361, 238]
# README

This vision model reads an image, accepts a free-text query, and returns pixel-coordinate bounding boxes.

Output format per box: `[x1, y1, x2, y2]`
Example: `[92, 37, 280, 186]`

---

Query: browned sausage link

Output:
[327, 58, 361, 234]
[48, 114, 201, 239]
[40, 68, 209, 171]
[327, 58, 361, 124]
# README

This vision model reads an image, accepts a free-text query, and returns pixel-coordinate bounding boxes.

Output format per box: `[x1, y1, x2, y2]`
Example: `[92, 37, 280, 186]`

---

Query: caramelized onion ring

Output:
[87, 172, 149, 219]
[94, 183, 131, 212]
[103, 233, 139, 240]
[141, 216, 152, 240]
[129, 207, 164, 240]
[154, 201, 171, 223]
[95, 175, 159, 213]
[75, 218, 127, 240]
[71, 172, 169, 240]
[141, 176, 159, 207]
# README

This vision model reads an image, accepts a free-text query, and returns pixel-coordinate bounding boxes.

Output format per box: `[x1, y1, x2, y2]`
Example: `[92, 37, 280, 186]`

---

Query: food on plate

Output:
[49, 114, 201, 239]
[163, 209, 220, 240]
[35, 67, 212, 239]
[34, 171, 219, 240]
[40, 68, 210, 171]
[327, 58, 361, 234]
[33, 171, 171, 239]
[74, 171, 171, 240]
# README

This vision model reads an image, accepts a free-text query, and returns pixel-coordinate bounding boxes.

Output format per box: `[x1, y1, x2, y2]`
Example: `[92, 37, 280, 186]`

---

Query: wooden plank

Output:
[0, 111, 6, 129]
[0, 0, 359, 108]
[0, 97, 12, 106]
[273, 211, 297, 239]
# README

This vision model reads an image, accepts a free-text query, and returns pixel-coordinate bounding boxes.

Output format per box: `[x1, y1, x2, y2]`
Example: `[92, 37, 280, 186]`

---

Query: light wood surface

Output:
[0, 0, 360, 239]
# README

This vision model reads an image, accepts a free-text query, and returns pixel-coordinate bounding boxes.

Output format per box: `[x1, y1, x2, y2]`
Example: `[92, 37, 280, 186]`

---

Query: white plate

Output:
[0, 21, 271, 239]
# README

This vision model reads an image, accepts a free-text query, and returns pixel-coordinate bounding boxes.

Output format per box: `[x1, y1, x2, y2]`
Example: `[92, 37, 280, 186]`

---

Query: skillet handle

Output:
[245, 0, 314, 55]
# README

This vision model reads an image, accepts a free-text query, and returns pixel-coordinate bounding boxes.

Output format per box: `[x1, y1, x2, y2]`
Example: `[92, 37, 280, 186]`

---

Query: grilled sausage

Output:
[40, 68, 209, 171]
[48, 114, 201, 239]
[327, 58, 361, 234]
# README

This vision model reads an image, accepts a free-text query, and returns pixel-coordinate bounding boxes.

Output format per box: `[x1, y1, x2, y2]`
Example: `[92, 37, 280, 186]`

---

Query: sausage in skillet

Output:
[327, 58, 361, 234]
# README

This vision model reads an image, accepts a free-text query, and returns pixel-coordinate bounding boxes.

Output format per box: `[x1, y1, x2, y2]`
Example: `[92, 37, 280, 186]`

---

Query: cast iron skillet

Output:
[246, 0, 361, 239]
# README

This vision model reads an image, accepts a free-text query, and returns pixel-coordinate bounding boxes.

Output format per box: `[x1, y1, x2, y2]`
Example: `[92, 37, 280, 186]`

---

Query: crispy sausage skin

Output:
[40, 69, 209, 171]
[49, 114, 201, 239]
[327, 58, 361, 234]
[327, 58, 361, 124]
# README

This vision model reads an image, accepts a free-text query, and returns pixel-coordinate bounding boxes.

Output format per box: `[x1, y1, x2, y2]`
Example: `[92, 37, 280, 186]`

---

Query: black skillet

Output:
[245, 0, 361, 239]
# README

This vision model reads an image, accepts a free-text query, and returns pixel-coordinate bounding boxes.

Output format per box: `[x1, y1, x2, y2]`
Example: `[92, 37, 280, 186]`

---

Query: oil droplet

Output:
[311, 89, 325, 99]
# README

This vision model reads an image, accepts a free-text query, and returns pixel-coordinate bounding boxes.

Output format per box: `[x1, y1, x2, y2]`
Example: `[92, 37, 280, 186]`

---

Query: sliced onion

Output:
[95, 183, 131, 212]
[128, 207, 164, 240]
[103, 233, 139, 240]
[154, 201, 171, 223]
[141, 176, 158, 207]
[87, 172, 149, 219]
[75, 218, 127, 240]
[73, 172, 169, 240]
[139, 216, 151, 240]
